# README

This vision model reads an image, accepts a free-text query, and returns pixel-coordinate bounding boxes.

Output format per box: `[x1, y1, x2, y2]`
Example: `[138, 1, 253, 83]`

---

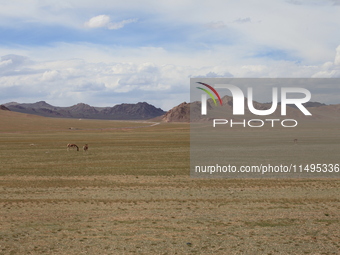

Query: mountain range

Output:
[1, 98, 340, 122]
[2, 101, 166, 120]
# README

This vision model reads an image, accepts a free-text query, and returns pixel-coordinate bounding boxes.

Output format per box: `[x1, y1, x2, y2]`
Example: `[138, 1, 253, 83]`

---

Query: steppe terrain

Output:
[0, 110, 339, 254]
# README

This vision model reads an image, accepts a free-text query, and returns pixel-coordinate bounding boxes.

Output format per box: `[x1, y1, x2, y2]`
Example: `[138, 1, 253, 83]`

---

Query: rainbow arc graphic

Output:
[196, 82, 223, 106]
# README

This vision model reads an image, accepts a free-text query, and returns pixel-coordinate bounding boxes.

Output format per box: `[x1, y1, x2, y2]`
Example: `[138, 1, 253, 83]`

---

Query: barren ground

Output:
[0, 112, 339, 254]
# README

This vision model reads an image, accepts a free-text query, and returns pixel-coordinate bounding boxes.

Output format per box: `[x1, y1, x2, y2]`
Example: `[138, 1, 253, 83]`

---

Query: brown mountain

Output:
[162, 102, 191, 122]
[0, 105, 10, 111]
[4, 101, 166, 120]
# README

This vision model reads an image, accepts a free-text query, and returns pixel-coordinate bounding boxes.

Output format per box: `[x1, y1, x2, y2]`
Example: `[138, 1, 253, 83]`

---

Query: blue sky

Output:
[0, 0, 340, 110]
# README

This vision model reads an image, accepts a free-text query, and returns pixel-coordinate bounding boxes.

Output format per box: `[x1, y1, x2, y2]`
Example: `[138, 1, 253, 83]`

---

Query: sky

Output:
[0, 0, 340, 110]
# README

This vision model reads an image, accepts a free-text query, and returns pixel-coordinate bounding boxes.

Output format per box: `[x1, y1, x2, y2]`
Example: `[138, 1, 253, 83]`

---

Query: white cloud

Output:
[41, 70, 61, 82]
[107, 18, 137, 30]
[84, 14, 111, 28]
[84, 15, 137, 30]
[0, 56, 189, 108]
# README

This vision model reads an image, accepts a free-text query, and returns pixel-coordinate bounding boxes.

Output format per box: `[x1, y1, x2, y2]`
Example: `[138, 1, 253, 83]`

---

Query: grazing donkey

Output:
[83, 144, 88, 152]
[67, 143, 79, 151]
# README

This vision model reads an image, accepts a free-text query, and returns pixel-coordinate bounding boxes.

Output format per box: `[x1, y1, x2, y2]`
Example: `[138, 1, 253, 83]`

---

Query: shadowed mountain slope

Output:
[4, 101, 166, 120]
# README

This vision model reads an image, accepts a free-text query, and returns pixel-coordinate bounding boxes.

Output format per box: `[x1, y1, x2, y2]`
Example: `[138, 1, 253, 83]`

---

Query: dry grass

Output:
[0, 176, 339, 254]
[0, 111, 339, 254]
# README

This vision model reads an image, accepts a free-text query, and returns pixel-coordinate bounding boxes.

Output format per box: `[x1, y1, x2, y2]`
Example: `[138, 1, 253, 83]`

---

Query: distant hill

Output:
[162, 102, 191, 122]
[0, 105, 10, 111]
[4, 101, 166, 120]
[162, 96, 340, 122]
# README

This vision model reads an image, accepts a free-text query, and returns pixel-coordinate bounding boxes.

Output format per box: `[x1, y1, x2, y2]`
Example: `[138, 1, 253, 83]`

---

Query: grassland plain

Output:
[0, 110, 339, 254]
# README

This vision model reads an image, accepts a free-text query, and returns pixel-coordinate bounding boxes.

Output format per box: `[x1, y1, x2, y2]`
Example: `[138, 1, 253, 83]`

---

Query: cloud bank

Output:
[1, 45, 340, 110]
